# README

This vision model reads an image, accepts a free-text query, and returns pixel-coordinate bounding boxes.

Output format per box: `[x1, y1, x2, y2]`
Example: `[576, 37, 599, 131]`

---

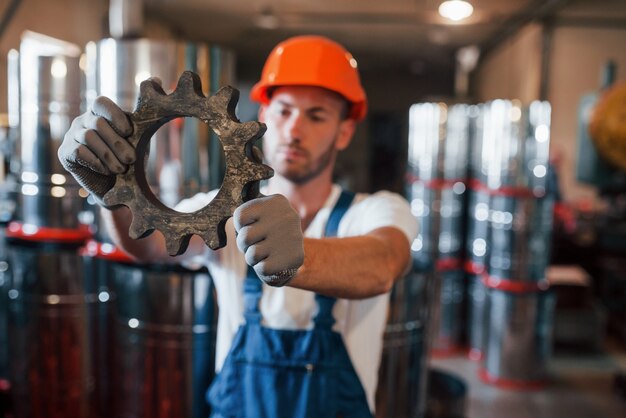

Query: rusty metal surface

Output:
[102, 71, 273, 255]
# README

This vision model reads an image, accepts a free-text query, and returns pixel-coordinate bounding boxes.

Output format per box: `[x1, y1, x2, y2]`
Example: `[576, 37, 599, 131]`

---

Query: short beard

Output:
[282, 139, 337, 185]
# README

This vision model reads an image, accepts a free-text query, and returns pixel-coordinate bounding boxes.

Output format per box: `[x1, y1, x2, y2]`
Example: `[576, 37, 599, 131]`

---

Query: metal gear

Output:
[102, 71, 273, 256]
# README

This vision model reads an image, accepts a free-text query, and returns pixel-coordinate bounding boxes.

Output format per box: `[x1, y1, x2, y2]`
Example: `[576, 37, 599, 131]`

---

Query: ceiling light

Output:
[255, 8, 279, 30]
[439, 0, 474, 22]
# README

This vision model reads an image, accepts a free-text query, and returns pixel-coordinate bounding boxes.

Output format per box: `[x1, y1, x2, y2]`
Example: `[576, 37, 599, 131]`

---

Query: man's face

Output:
[259, 86, 355, 184]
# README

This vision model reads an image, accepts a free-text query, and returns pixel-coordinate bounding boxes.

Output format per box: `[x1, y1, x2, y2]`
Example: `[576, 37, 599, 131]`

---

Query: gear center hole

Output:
[141, 117, 225, 212]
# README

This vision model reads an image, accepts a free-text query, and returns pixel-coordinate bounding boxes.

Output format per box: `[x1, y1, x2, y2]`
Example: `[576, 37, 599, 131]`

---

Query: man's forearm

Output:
[288, 227, 411, 299]
[100, 206, 169, 263]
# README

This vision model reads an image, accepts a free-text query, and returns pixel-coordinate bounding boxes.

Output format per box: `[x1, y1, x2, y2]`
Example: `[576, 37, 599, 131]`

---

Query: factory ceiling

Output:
[143, 0, 626, 75]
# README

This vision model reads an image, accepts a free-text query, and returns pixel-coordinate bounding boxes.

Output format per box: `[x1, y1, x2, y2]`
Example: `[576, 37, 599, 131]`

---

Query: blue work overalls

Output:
[207, 190, 374, 418]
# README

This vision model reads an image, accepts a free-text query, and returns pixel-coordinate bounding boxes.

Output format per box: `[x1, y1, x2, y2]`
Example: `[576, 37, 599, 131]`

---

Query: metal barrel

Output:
[110, 263, 217, 418]
[470, 99, 551, 190]
[83, 38, 233, 416]
[467, 100, 553, 365]
[480, 286, 556, 388]
[438, 187, 466, 263]
[407, 180, 439, 272]
[471, 100, 524, 189]
[408, 102, 471, 358]
[466, 274, 488, 361]
[408, 103, 447, 182]
[5, 238, 109, 418]
[376, 268, 430, 418]
[465, 189, 489, 273]
[85, 38, 236, 201]
[430, 270, 465, 356]
[0, 226, 9, 383]
[486, 194, 554, 284]
[17, 38, 86, 228]
[0, 117, 16, 386]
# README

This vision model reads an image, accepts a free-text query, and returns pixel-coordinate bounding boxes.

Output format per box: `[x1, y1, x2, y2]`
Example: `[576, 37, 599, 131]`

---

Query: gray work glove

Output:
[58, 96, 135, 205]
[234, 194, 305, 287]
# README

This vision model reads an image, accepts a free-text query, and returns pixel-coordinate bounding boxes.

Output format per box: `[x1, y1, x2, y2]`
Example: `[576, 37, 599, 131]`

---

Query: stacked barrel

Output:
[81, 38, 229, 418]
[0, 113, 17, 417]
[376, 265, 430, 418]
[407, 102, 470, 357]
[3, 34, 105, 418]
[467, 100, 555, 387]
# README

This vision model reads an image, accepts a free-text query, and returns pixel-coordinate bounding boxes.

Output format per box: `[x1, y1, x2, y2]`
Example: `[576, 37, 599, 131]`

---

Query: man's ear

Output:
[336, 119, 356, 151]
[258, 104, 267, 123]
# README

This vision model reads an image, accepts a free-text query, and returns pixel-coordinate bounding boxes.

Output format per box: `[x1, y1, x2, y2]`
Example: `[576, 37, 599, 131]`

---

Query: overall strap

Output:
[244, 266, 263, 323]
[243, 190, 356, 326]
[313, 190, 355, 330]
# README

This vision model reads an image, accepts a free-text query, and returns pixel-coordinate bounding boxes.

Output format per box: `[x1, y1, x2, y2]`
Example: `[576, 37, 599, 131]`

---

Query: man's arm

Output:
[289, 226, 410, 299]
[101, 206, 207, 264]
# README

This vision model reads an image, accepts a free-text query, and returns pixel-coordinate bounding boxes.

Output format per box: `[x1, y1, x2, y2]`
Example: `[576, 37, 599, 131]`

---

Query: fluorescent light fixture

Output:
[439, 0, 474, 22]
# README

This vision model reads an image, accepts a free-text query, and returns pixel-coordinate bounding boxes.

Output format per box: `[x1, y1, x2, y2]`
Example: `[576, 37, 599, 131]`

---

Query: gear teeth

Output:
[104, 71, 274, 257]
[175, 71, 204, 98]
[128, 218, 151, 240]
[166, 235, 190, 257]
[139, 78, 166, 97]
[223, 86, 240, 120]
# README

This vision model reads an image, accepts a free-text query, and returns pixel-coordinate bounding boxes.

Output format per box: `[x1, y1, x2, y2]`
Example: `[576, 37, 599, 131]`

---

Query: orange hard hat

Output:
[250, 35, 368, 121]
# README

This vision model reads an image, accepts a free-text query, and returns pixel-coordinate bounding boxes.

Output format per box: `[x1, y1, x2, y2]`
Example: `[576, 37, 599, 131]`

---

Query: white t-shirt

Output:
[176, 184, 418, 412]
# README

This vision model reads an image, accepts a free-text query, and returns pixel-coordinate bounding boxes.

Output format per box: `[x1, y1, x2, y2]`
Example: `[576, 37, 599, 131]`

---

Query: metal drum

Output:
[438, 187, 466, 263]
[0, 226, 9, 382]
[408, 102, 470, 361]
[487, 194, 554, 284]
[471, 100, 524, 189]
[376, 268, 430, 418]
[85, 38, 236, 199]
[430, 270, 465, 356]
[408, 103, 469, 182]
[408, 181, 439, 272]
[110, 263, 217, 418]
[468, 100, 554, 376]
[6, 239, 109, 418]
[0, 117, 15, 386]
[480, 286, 555, 388]
[83, 37, 233, 417]
[465, 190, 489, 273]
[466, 274, 487, 361]
[17, 35, 86, 228]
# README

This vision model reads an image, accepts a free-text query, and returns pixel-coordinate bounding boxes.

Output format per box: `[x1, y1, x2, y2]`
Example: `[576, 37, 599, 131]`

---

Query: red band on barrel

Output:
[79, 239, 134, 263]
[464, 260, 486, 275]
[436, 257, 462, 272]
[479, 368, 547, 390]
[431, 344, 466, 359]
[406, 174, 467, 190]
[467, 348, 483, 362]
[6, 222, 92, 243]
[481, 273, 549, 292]
[468, 178, 545, 198]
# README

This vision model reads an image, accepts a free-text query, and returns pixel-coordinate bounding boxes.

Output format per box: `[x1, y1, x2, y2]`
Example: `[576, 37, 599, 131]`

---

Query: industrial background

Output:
[0, 0, 625, 417]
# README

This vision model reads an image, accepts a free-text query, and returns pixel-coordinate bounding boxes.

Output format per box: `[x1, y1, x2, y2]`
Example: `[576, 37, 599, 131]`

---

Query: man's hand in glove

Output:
[58, 96, 134, 205]
[234, 195, 305, 287]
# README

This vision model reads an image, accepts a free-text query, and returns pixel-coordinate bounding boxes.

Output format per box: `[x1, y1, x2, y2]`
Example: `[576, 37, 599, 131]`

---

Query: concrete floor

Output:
[431, 344, 626, 418]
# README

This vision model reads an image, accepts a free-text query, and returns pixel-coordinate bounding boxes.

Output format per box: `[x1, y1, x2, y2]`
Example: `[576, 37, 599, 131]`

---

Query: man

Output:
[59, 35, 417, 417]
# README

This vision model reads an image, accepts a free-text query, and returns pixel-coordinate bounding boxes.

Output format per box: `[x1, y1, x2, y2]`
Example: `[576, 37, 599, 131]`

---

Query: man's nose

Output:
[285, 114, 303, 142]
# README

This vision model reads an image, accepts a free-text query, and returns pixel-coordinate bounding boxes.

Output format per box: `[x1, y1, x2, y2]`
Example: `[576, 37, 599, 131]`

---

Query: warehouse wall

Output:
[473, 22, 626, 204]
[548, 25, 626, 203]
[473, 23, 543, 105]
[0, 0, 109, 114]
